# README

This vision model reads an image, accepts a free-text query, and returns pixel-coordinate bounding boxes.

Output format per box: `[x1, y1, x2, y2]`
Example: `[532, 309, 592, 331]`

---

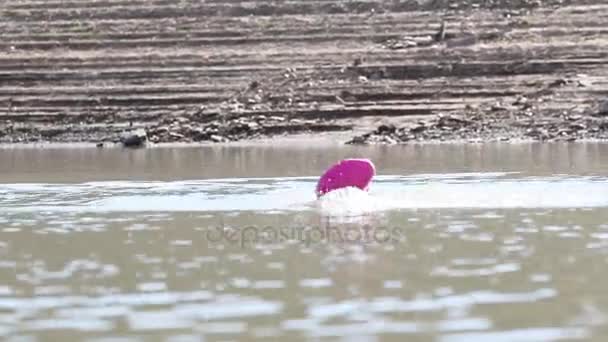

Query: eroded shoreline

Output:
[1, 0, 607, 147]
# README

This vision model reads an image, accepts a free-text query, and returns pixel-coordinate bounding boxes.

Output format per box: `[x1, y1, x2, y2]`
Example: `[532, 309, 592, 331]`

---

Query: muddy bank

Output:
[0, 113, 350, 145]
[348, 93, 608, 144]
[1, 0, 607, 146]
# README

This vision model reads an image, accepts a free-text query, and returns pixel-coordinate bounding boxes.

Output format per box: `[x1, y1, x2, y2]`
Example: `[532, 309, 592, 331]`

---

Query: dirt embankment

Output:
[0, 0, 607, 146]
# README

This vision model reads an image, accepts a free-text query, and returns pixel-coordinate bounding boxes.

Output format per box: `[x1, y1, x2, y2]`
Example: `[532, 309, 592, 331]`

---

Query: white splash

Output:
[315, 187, 388, 217]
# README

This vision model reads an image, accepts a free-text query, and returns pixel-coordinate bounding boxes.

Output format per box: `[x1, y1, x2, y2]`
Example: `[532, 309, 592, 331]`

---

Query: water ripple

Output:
[1, 174, 608, 214]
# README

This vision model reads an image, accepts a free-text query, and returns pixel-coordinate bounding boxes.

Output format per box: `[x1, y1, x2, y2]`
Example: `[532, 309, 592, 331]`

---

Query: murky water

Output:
[2, 142, 608, 341]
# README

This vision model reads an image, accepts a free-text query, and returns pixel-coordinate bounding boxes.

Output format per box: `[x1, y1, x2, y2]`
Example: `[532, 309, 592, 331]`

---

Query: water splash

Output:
[1, 173, 607, 214]
[315, 187, 387, 216]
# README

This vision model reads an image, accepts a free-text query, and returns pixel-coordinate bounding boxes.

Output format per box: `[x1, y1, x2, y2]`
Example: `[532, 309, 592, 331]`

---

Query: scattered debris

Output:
[433, 20, 446, 42]
[0, 0, 603, 147]
[347, 108, 608, 145]
[141, 115, 351, 144]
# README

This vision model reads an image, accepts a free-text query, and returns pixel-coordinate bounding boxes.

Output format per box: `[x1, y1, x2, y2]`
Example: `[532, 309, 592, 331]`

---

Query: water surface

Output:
[1, 142, 608, 341]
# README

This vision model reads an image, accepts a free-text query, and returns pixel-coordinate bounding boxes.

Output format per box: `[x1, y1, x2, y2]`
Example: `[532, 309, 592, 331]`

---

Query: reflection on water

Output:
[1, 142, 608, 341]
[2, 142, 608, 182]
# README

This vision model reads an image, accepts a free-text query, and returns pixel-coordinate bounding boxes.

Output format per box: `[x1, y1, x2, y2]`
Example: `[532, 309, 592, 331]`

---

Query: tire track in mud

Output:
[0, 0, 607, 143]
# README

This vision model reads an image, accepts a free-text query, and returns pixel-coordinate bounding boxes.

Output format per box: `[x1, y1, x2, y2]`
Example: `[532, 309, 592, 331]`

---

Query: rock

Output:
[169, 132, 185, 140]
[513, 96, 528, 106]
[228, 123, 251, 135]
[437, 115, 471, 129]
[176, 116, 190, 124]
[376, 124, 396, 134]
[577, 79, 592, 88]
[269, 116, 285, 122]
[397, 133, 412, 141]
[548, 78, 568, 87]
[178, 124, 193, 134]
[188, 127, 208, 141]
[386, 40, 404, 50]
[39, 127, 64, 138]
[433, 20, 446, 42]
[410, 124, 426, 133]
[210, 134, 224, 143]
[346, 136, 366, 145]
[205, 126, 219, 134]
[383, 136, 398, 144]
[207, 121, 220, 129]
[402, 39, 418, 48]
[121, 135, 145, 147]
[569, 123, 586, 130]
[120, 129, 147, 148]
[525, 128, 548, 140]
[491, 103, 508, 111]
[598, 101, 608, 116]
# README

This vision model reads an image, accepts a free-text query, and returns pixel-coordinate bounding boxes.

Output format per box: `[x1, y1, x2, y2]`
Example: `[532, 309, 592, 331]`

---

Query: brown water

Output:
[1, 142, 608, 341]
